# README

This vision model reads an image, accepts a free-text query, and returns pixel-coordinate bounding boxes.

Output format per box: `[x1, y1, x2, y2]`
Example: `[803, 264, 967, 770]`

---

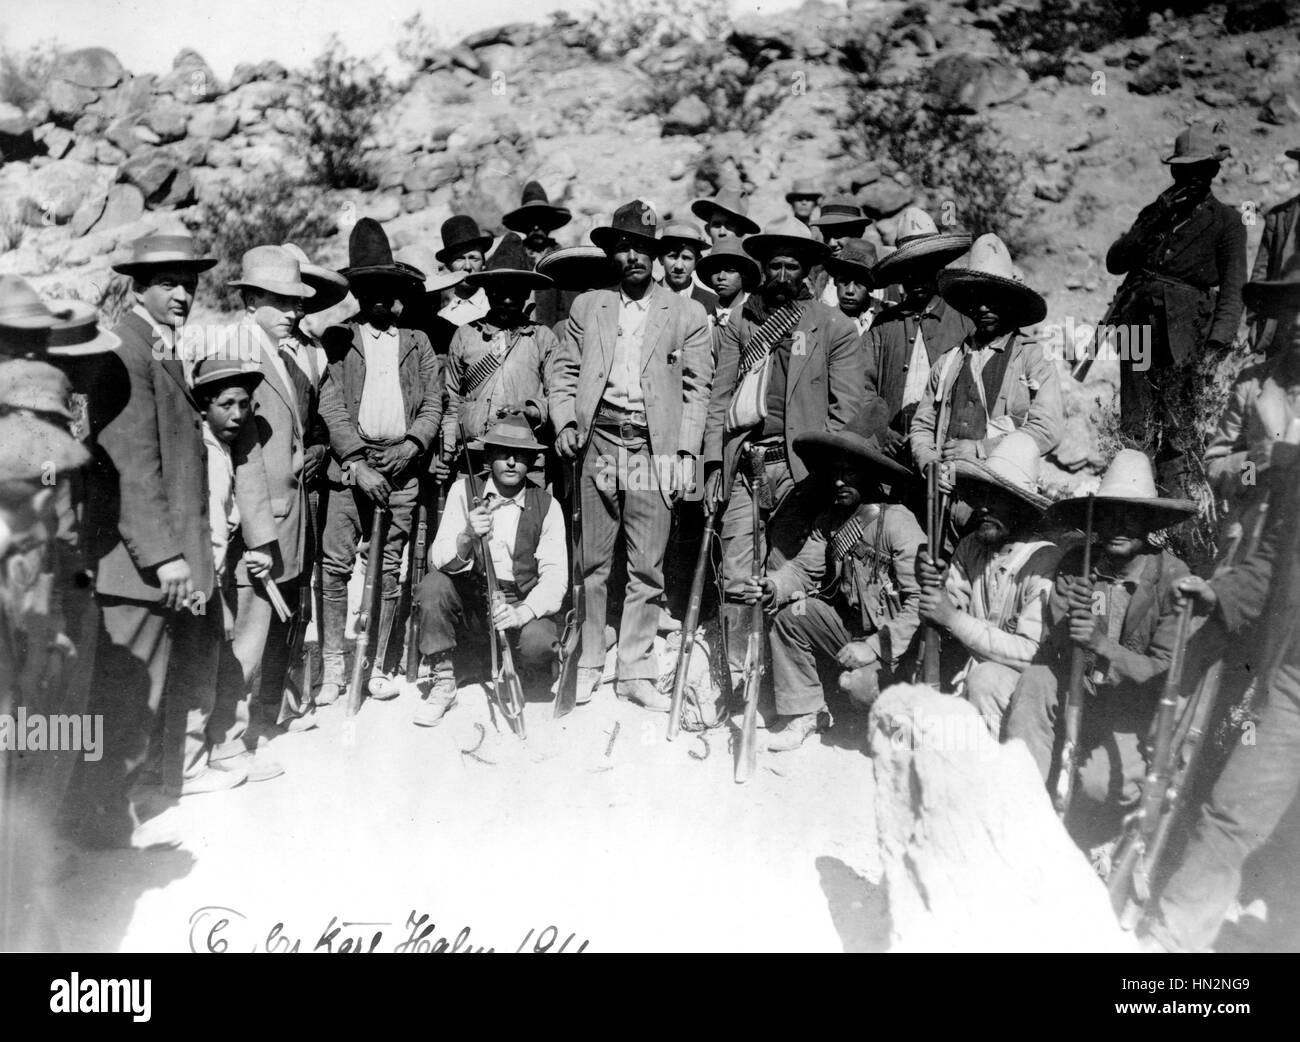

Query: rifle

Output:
[554, 455, 584, 718]
[668, 496, 717, 740]
[918, 462, 945, 686]
[346, 507, 387, 717]
[403, 477, 433, 683]
[736, 444, 771, 784]
[1054, 493, 1095, 818]
[1071, 281, 1132, 383]
[462, 443, 527, 739]
[262, 572, 313, 727]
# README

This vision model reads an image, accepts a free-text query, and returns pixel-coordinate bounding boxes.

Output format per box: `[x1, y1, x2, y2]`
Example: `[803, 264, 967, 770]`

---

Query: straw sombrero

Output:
[1047, 450, 1198, 533]
[871, 207, 972, 287]
[937, 233, 1047, 328]
[952, 430, 1049, 512]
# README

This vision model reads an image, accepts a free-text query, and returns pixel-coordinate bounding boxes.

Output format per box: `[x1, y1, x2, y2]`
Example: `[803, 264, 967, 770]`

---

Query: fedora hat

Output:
[0, 276, 59, 331]
[591, 200, 663, 255]
[502, 181, 572, 235]
[690, 188, 761, 236]
[228, 245, 316, 299]
[871, 207, 972, 286]
[1242, 250, 1300, 316]
[0, 360, 74, 420]
[394, 244, 466, 295]
[811, 197, 870, 233]
[658, 220, 710, 255]
[112, 230, 217, 278]
[534, 244, 621, 292]
[937, 233, 1047, 328]
[470, 411, 545, 455]
[192, 353, 264, 393]
[466, 233, 553, 291]
[785, 178, 822, 202]
[793, 428, 909, 480]
[436, 215, 495, 266]
[825, 238, 879, 285]
[696, 237, 761, 288]
[743, 217, 831, 268]
[341, 218, 425, 292]
[0, 412, 89, 483]
[1163, 123, 1231, 165]
[45, 300, 121, 357]
[953, 430, 1049, 512]
[281, 242, 349, 313]
[1047, 450, 1198, 533]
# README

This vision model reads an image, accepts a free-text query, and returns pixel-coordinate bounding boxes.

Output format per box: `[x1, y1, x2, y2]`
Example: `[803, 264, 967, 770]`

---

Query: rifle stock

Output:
[554, 457, 584, 718]
[346, 507, 387, 716]
[668, 501, 716, 740]
[1054, 493, 1095, 818]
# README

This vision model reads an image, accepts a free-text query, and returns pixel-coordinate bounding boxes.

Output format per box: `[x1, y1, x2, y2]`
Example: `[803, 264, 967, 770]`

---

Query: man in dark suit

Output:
[552, 201, 714, 709]
[1105, 124, 1247, 458]
[80, 231, 277, 843]
[1246, 145, 1300, 358]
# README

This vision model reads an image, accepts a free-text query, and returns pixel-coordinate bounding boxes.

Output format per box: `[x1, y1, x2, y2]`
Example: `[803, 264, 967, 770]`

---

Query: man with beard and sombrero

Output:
[860, 207, 973, 486]
[503, 181, 572, 271]
[1005, 450, 1196, 842]
[909, 233, 1062, 545]
[436, 215, 494, 328]
[703, 219, 865, 697]
[1104, 123, 1246, 460]
[442, 234, 560, 480]
[916, 430, 1061, 736]
[1247, 145, 1300, 358]
[316, 219, 443, 705]
[550, 200, 714, 710]
[757, 426, 924, 750]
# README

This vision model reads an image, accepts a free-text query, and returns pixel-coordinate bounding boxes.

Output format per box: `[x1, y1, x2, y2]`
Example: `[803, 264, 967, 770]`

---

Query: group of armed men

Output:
[2, 120, 1299, 953]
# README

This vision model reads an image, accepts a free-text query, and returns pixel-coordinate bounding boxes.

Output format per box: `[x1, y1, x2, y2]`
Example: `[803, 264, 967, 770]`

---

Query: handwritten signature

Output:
[187, 907, 588, 953]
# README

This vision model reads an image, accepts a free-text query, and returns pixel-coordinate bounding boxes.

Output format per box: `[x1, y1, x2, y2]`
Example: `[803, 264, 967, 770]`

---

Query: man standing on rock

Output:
[1104, 124, 1246, 462]
[551, 201, 713, 710]
[916, 431, 1060, 736]
[316, 219, 442, 704]
[703, 220, 864, 696]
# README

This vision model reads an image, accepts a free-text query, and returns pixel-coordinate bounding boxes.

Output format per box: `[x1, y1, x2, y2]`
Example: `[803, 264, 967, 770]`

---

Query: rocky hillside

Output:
[1, 0, 1297, 481]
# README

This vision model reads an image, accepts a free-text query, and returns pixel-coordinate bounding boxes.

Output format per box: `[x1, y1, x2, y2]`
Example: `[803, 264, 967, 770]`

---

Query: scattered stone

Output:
[475, 43, 523, 80]
[662, 95, 712, 136]
[94, 140, 127, 166]
[368, 191, 403, 223]
[402, 190, 429, 214]
[142, 101, 190, 142]
[1129, 49, 1183, 96]
[95, 74, 156, 120]
[461, 22, 538, 49]
[1197, 88, 1240, 108]
[132, 125, 162, 147]
[0, 102, 31, 137]
[103, 117, 142, 156]
[37, 125, 76, 160]
[159, 48, 221, 102]
[927, 53, 1029, 113]
[118, 148, 180, 203]
[449, 44, 481, 75]
[187, 105, 237, 141]
[52, 47, 125, 90]
[69, 188, 108, 237]
[401, 154, 458, 194]
[27, 159, 101, 225]
[46, 79, 99, 122]
[158, 167, 195, 209]
[94, 183, 146, 231]
[1259, 91, 1300, 125]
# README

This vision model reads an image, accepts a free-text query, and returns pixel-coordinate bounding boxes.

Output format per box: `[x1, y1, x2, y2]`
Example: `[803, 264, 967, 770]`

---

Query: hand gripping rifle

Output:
[462, 443, 527, 739]
[736, 444, 772, 784]
[1054, 493, 1095, 818]
[668, 489, 718, 740]
[346, 506, 387, 717]
[918, 461, 946, 686]
[554, 455, 584, 719]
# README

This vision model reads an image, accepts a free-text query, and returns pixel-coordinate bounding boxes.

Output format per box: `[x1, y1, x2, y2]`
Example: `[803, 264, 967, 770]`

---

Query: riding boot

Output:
[316, 578, 349, 705]
[367, 595, 402, 699]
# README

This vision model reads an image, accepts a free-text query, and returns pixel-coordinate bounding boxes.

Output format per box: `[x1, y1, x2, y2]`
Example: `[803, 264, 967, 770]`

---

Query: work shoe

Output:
[414, 657, 457, 727]
[367, 671, 401, 700]
[617, 678, 672, 713]
[658, 607, 681, 633]
[766, 712, 822, 753]
[166, 764, 248, 797]
[212, 750, 284, 784]
[576, 666, 603, 705]
[314, 683, 342, 707]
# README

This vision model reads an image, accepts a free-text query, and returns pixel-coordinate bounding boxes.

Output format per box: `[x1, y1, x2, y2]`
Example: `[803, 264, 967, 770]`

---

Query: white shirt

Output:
[900, 324, 932, 410]
[203, 423, 239, 574]
[357, 324, 407, 442]
[438, 287, 490, 328]
[429, 476, 568, 620]
[601, 288, 651, 413]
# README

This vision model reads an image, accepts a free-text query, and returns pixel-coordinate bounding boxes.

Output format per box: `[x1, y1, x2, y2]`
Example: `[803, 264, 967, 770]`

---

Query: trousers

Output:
[416, 569, 556, 673]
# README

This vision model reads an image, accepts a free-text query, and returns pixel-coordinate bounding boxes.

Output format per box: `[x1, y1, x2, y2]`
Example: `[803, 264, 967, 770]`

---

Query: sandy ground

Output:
[44, 662, 889, 954]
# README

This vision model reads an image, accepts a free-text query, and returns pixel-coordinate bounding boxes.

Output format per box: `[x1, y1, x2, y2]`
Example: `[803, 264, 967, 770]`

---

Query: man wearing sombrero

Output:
[551, 200, 713, 710]
[695, 237, 759, 338]
[317, 218, 443, 704]
[1247, 144, 1300, 358]
[916, 431, 1061, 735]
[1105, 122, 1247, 457]
[909, 232, 1062, 539]
[691, 187, 761, 247]
[535, 244, 620, 338]
[503, 181, 572, 271]
[436, 214, 494, 328]
[759, 427, 924, 750]
[704, 218, 864, 695]
[442, 234, 560, 474]
[860, 207, 973, 484]
[1005, 450, 1196, 839]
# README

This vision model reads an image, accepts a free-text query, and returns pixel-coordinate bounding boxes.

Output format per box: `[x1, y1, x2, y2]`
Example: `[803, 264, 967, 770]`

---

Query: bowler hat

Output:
[112, 230, 217, 278]
[937, 233, 1047, 328]
[228, 245, 316, 299]
[785, 178, 822, 203]
[534, 245, 621, 292]
[1163, 123, 1231, 165]
[871, 207, 972, 286]
[690, 189, 761, 236]
[0, 412, 89, 483]
[952, 430, 1049, 512]
[341, 218, 426, 291]
[1048, 449, 1196, 533]
[470, 412, 545, 455]
[281, 242, 349, 313]
[695, 237, 761, 288]
[466, 233, 554, 291]
[743, 218, 830, 268]
[0, 360, 74, 420]
[436, 215, 495, 266]
[1242, 251, 1300, 316]
[591, 200, 663, 256]
[825, 238, 879, 285]
[503, 181, 571, 235]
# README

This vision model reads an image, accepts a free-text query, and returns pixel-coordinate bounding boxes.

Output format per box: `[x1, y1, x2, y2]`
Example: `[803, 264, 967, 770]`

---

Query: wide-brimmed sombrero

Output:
[503, 181, 571, 235]
[743, 218, 830, 268]
[871, 207, 972, 287]
[1047, 449, 1197, 533]
[536, 245, 621, 292]
[281, 242, 349, 313]
[937, 233, 1047, 328]
[952, 430, 1049, 512]
[340, 218, 425, 292]
[690, 188, 761, 236]
[793, 429, 909, 480]
[466, 233, 554, 291]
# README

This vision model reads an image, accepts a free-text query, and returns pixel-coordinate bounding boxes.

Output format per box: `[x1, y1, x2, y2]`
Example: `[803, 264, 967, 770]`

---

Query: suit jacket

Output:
[551, 283, 714, 507]
[1248, 193, 1300, 356]
[1106, 191, 1247, 363]
[318, 322, 443, 482]
[86, 311, 275, 604]
[705, 297, 863, 487]
[229, 320, 312, 585]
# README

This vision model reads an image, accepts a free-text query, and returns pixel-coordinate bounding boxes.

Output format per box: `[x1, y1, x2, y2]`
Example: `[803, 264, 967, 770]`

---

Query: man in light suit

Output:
[80, 231, 277, 844]
[552, 201, 714, 709]
[703, 220, 865, 700]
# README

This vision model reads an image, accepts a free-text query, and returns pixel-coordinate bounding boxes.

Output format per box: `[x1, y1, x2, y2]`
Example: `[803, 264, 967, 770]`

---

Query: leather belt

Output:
[753, 440, 786, 465]
[594, 405, 648, 438]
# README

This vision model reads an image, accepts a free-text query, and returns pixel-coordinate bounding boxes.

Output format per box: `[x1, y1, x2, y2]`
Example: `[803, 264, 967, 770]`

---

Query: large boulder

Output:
[401, 154, 459, 194]
[26, 158, 101, 225]
[46, 79, 99, 122]
[35, 124, 75, 160]
[95, 183, 146, 233]
[926, 52, 1029, 113]
[51, 47, 125, 90]
[118, 147, 183, 206]
[95, 74, 156, 120]
[461, 22, 538, 49]
[103, 116, 144, 156]
[158, 48, 220, 102]
[187, 104, 237, 141]
[475, 43, 523, 80]
[869, 684, 1135, 952]
[662, 94, 712, 136]
[142, 100, 190, 142]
